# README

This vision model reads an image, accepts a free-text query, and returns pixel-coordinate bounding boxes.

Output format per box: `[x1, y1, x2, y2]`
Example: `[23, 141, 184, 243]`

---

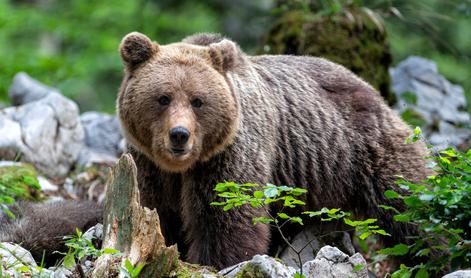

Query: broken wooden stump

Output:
[92, 154, 179, 278]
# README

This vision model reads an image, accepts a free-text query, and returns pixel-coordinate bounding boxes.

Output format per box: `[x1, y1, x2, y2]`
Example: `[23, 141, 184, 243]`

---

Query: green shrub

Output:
[379, 128, 470, 276]
[211, 182, 381, 277]
[0, 164, 40, 218]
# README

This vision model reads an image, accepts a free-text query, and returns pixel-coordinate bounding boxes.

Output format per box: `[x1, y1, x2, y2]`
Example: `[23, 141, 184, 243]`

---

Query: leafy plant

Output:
[61, 228, 120, 269]
[0, 164, 40, 219]
[119, 258, 145, 278]
[379, 128, 471, 276]
[211, 182, 383, 277]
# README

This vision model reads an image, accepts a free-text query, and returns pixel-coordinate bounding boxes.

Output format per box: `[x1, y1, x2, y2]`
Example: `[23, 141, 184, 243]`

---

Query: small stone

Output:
[442, 270, 471, 278]
[38, 176, 58, 191]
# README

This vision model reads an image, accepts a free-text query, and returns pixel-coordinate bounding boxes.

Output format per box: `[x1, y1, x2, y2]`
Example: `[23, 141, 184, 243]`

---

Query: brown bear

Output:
[117, 32, 430, 269]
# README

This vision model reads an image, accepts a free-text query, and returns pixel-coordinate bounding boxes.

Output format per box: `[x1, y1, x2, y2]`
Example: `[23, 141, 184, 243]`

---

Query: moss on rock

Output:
[235, 263, 269, 278]
[261, 9, 396, 105]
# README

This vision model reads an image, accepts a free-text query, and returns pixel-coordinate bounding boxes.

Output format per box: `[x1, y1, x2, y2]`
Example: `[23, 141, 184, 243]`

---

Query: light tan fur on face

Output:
[118, 36, 240, 173]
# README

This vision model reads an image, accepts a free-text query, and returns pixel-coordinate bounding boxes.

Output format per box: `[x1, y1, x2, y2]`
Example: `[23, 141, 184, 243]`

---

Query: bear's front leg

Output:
[180, 177, 271, 269]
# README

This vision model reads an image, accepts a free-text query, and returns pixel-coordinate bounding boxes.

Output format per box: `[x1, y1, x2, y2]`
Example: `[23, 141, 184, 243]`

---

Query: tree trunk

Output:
[92, 154, 179, 278]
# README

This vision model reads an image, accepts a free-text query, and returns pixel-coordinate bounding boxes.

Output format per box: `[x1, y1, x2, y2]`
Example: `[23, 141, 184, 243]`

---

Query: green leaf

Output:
[384, 190, 401, 199]
[253, 190, 264, 199]
[103, 248, 120, 254]
[131, 262, 146, 277]
[418, 194, 434, 201]
[252, 217, 273, 225]
[359, 232, 372, 240]
[393, 214, 411, 222]
[290, 216, 304, 225]
[264, 186, 278, 198]
[63, 253, 76, 269]
[415, 268, 429, 278]
[124, 259, 133, 272]
[374, 229, 391, 236]
[223, 204, 233, 211]
[413, 126, 422, 136]
[379, 244, 409, 256]
[379, 204, 399, 213]
[277, 213, 290, 219]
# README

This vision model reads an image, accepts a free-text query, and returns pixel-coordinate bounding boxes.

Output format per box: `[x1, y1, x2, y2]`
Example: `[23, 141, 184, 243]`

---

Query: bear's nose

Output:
[169, 127, 190, 146]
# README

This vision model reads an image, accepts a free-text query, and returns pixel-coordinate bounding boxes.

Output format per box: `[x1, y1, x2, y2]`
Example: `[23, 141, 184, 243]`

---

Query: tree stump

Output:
[92, 154, 179, 278]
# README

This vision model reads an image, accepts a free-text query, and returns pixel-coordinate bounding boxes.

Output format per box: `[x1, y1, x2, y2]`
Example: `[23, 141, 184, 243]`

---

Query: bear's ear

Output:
[119, 32, 158, 68]
[208, 39, 241, 73]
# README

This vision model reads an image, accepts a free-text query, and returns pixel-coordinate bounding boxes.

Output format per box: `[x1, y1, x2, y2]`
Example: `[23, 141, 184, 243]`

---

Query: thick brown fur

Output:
[117, 32, 431, 269]
[0, 201, 103, 265]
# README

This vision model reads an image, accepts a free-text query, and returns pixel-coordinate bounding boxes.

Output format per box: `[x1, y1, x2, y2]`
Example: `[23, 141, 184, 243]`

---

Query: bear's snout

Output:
[169, 126, 190, 151]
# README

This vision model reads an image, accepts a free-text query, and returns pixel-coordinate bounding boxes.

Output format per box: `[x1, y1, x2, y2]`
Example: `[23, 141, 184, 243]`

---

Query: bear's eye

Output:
[191, 98, 203, 108]
[158, 96, 171, 106]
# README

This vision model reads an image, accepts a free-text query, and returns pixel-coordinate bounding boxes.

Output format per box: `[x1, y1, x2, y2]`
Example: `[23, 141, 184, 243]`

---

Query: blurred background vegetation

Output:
[0, 0, 469, 113]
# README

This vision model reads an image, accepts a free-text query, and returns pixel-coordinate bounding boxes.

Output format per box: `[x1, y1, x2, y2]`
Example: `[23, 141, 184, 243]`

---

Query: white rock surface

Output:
[0, 242, 55, 277]
[0, 74, 83, 177]
[38, 176, 58, 191]
[443, 270, 471, 278]
[8, 72, 59, 106]
[391, 56, 470, 149]
[77, 111, 123, 166]
[219, 246, 367, 278]
[220, 254, 297, 278]
[302, 246, 368, 278]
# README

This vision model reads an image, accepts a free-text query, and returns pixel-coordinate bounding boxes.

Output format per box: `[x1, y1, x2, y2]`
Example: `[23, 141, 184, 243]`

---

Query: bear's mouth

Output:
[170, 148, 188, 156]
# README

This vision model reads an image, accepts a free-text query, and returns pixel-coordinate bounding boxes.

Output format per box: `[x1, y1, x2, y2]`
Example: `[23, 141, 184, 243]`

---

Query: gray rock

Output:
[83, 223, 103, 243]
[0, 242, 55, 277]
[0, 86, 83, 177]
[280, 226, 355, 268]
[220, 254, 297, 278]
[0, 102, 6, 109]
[77, 112, 123, 166]
[302, 246, 368, 278]
[442, 270, 471, 278]
[219, 246, 367, 278]
[8, 72, 59, 106]
[0, 242, 37, 268]
[390, 56, 471, 149]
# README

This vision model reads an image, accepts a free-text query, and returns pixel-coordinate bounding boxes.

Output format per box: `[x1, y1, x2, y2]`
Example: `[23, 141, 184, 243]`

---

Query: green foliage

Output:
[61, 228, 120, 269]
[0, 164, 40, 219]
[212, 182, 384, 277]
[0, 0, 221, 112]
[119, 259, 145, 278]
[381, 128, 471, 275]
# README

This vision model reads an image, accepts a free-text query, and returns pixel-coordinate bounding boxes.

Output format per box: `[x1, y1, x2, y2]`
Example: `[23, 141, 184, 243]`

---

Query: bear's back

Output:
[227, 54, 427, 210]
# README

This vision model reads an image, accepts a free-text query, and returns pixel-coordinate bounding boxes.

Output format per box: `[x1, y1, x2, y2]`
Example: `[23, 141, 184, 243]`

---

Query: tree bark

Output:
[92, 154, 179, 278]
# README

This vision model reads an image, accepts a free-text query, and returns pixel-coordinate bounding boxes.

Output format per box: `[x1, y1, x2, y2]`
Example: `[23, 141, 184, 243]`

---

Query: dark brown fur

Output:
[117, 32, 430, 269]
[0, 201, 103, 264]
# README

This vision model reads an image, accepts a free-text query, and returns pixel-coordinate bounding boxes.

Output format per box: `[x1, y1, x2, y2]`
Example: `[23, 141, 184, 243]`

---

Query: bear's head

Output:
[117, 32, 241, 173]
